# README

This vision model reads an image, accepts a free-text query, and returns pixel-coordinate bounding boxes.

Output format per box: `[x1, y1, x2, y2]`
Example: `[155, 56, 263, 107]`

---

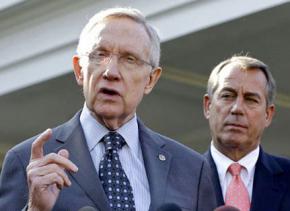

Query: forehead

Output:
[90, 17, 151, 56]
[217, 63, 268, 94]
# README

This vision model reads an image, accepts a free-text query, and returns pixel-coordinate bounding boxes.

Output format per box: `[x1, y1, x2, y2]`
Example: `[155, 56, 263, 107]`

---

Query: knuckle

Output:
[26, 163, 33, 172]
[30, 176, 41, 188]
[51, 172, 59, 178]
[50, 163, 60, 170]
[46, 152, 58, 161]
[26, 166, 36, 178]
[27, 159, 39, 169]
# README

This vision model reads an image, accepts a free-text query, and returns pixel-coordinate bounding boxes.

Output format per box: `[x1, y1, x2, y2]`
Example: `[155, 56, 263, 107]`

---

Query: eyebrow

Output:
[92, 43, 144, 59]
[220, 87, 262, 99]
[219, 87, 236, 94]
[244, 92, 262, 100]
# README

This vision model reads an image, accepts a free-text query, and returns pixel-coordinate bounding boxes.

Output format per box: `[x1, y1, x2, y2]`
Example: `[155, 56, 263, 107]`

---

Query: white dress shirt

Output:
[210, 142, 259, 201]
[80, 104, 150, 211]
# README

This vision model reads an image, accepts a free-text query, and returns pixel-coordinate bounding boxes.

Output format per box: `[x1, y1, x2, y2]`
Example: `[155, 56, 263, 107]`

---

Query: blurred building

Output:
[1, 0, 290, 167]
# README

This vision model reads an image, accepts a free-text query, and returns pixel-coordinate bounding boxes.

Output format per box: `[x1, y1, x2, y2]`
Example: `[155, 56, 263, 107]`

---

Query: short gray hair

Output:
[207, 55, 276, 105]
[76, 7, 161, 68]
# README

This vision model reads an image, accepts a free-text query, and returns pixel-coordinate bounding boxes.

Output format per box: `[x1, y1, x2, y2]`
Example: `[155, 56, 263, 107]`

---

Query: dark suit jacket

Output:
[0, 112, 216, 211]
[205, 148, 290, 211]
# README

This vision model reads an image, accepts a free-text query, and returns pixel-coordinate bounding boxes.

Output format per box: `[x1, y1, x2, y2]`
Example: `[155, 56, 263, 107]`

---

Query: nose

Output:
[230, 96, 245, 115]
[102, 55, 121, 80]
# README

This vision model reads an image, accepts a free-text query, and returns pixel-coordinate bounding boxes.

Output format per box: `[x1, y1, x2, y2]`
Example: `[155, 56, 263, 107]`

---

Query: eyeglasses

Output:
[87, 50, 153, 70]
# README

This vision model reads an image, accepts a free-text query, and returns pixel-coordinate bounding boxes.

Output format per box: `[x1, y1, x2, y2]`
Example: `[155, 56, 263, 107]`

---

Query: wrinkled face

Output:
[73, 17, 161, 129]
[203, 63, 275, 154]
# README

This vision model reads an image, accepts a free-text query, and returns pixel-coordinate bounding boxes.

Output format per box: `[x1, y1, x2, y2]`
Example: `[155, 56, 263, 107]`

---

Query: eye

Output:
[90, 51, 107, 58]
[96, 51, 109, 58]
[89, 51, 110, 63]
[221, 93, 235, 99]
[246, 97, 259, 104]
[124, 55, 138, 64]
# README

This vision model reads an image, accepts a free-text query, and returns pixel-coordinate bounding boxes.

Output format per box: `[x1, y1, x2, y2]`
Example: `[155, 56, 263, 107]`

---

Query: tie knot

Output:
[228, 163, 242, 176]
[102, 132, 126, 152]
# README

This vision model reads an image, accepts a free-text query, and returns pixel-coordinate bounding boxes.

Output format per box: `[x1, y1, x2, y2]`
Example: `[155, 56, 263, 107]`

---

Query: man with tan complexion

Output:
[204, 56, 290, 211]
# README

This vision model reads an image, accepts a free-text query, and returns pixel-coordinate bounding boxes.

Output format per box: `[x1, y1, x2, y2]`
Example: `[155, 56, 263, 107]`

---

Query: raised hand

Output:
[26, 129, 78, 211]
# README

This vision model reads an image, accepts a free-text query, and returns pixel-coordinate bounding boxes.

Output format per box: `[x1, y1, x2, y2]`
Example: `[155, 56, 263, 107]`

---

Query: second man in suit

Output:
[203, 55, 290, 211]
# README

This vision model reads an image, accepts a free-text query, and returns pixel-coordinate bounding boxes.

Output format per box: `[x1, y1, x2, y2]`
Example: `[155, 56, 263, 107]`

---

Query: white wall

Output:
[0, 0, 288, 95]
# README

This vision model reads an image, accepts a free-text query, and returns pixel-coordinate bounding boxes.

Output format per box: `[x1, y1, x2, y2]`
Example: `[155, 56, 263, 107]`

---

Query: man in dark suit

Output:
[203, 55, 290, 211]
[0, 7, 216, 211]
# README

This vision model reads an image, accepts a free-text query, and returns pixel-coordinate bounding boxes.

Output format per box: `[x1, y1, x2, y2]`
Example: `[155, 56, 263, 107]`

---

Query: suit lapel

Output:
[54, 112, 111, 211]
[251, 148, 285, 211]
[138, 120, 172, 210]
[204, 150, 225, 206]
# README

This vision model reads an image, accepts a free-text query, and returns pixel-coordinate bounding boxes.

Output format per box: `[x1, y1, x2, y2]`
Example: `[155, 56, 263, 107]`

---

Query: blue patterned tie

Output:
[99, 132, 136, 211]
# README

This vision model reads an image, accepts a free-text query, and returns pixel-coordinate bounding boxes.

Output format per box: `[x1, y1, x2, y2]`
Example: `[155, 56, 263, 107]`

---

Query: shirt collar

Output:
[80, 104, 139, 155]
[115, 115, 139, 156]
[211, 141, 259, 179]
[80, 104, 108, 151]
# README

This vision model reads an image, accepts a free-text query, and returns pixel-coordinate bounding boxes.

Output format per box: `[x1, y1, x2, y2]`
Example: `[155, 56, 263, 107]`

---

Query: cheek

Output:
[210, 106, 227, 128]
[126, 83, 145, 102]
[124, 76, 148, 102]
[209, 102, 222, 118]
[83, 69, 99, 98]
[127, 73, 148, 92]
[249, 112, 267, 130]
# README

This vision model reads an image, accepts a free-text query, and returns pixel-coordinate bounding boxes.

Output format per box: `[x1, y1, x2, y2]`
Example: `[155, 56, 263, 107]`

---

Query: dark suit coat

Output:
[205, 148, 290, 211]
[0, 112, 216, 211]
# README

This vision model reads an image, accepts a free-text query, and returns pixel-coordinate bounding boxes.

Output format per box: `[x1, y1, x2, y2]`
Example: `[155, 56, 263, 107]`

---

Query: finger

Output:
[32, 172, 66, 190]
[27, 163, 72, 187]
[58, 149, 69, 159]
[31, 152, 78, 172]
[57, 149, 78, 172]
[30, 129, 52, 160]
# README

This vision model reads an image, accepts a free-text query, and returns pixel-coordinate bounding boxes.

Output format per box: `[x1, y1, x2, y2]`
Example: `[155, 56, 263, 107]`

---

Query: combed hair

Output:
[76, 7, 161, 68]
[207, 55, 276, 105]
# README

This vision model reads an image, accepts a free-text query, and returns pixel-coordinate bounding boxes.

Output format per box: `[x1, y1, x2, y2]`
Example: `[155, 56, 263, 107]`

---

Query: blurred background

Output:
[1, 0, 290, 168]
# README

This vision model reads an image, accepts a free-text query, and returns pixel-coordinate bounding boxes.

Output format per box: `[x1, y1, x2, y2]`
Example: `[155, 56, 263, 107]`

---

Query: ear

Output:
[265, 104, 275, 127]
[144, 67, 162, 95]
[72, 55, 83, 86]
[203, 94, 211, 119]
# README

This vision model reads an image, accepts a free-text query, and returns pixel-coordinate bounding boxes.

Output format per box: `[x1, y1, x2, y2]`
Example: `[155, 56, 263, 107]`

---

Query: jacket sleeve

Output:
[197, 159, 217, 211]
[0, 149, 29, 210]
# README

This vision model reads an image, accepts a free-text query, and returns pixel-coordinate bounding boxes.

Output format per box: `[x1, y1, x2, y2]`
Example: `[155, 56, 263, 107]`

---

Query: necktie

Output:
[225, 163, 250, 211]
[99, 132, 135, 211]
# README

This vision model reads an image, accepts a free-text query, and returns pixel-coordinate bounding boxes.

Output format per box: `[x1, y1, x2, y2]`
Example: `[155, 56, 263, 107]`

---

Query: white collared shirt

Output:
[80, 104, 150, 211]
[210, 142, 259, 201]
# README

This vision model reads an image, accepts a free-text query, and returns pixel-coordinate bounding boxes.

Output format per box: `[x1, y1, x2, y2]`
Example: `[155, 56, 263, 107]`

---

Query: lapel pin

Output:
[158, 154, 166, 161]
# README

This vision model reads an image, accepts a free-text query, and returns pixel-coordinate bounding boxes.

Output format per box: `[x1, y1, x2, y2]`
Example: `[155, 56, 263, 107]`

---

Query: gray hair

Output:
[207, 55, 276, 105]
[76, 7, 160, 68]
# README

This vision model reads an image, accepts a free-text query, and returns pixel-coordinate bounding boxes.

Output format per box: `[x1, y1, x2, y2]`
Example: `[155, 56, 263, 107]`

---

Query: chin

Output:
[92, 101, 120, 113]
[221, 135, 247, 147]
[95, 109, 122, 119]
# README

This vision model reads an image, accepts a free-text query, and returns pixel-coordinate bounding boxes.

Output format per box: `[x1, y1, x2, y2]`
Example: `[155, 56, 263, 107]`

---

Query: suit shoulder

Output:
[7, 135, 37, 160]
[149, 129, 205, 162]
[266, 152, 290, 172]
[6, 112, 80, 161]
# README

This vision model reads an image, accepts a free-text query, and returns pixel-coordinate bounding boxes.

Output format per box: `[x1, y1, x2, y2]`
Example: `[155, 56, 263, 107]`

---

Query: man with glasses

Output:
[0, 7, 216, 211]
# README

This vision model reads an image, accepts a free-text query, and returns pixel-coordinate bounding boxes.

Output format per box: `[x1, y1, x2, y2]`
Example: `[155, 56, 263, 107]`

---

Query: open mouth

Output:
[100, 88, 119, 96]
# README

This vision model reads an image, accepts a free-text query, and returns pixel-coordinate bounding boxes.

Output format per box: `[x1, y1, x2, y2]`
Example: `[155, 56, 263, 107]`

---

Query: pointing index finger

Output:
[30, 128, 52, 160]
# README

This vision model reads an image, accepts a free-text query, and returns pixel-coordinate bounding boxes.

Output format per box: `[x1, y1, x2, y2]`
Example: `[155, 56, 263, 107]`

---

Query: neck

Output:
[214, 142, 258, 162]
[90, 111, 135, 130]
